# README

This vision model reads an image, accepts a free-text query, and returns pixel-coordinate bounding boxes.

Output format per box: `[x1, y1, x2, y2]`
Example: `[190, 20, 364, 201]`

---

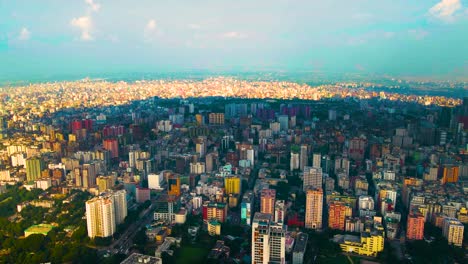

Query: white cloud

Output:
[18, 27, 31, 40]
[85, 0, 100, 12]
[71, 16, 93, 41]
[188, 23, 201, 30]
[408, 29, 429, 40]
[146, 19, 157, 31]
[221, 31, 247, 39]
[144, 19, 162, 40]
[429, 0, 462, 22]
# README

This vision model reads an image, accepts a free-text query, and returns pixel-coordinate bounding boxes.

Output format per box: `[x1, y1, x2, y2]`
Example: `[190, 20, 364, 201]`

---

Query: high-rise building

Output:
[196, 137, 207, 158]
[86, 196, 115, 238]
[442, 165, 459, 184]
[168, 175, 181, 196]
[224, 176, 241, 195]
[190, 162, 205, 174]
[358, 196, 375, 211]
[290, 152, 299, 171]
[406, 212, 425, 240]
[305, 187, 323, 230]
[292, 233, 308, 264]
[260, 189, 276, 215]
[328, 201, 352, 231]
[442, 217, 464, 247]
[82, 163, 96, 188]
[203, 202, 228, 223]
[148, 173, 163, 190]
[97, 176, 113, 192]
[251, 213, 286, 264]
[241, 191, 254, 225]
[312, 153, 321, 169]
[103, 138, 119, 159]
[26, 157, 45, 182]
[136, 187, 151, 203]
[274, 200, 286, 223]
[299, 145, 308, 171]
[110, 190, 127, 225]
[348, 137, 366, 161]
[303, 166, 322, 191]
[208, 113, 225, 125]
[278, 115, 289, 131]
[252, 213, 271, 264]
[269, 222, 286, 264]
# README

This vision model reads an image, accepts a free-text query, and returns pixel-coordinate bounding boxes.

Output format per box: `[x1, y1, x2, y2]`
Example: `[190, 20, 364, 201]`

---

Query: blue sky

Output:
[0, 0, 467, 80]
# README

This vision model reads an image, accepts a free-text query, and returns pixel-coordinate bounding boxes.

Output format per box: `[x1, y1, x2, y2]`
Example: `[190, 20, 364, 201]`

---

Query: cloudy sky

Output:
[0, 0, 467, 80]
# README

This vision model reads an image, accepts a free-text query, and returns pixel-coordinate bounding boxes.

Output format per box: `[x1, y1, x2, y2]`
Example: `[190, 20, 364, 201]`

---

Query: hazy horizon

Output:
[1, 0, 468, 82]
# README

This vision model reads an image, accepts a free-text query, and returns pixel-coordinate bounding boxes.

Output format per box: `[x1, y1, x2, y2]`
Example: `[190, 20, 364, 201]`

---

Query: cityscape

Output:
[1, 0, 468, 264]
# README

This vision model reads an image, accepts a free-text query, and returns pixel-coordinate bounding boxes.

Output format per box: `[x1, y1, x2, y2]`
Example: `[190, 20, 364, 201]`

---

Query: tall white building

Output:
[86, 196, 116, 238]
[148, 173, 163, 190]
[190, 162, 206, 174]
[303, 166, 322, 191]
[290, 152, 300, 171]
[252, 213, 286, 264]
[312, 153, 321, 169]
[299, 145, 308, 171]
[111, 190, 128, 225]
[358, 195, 375, 211]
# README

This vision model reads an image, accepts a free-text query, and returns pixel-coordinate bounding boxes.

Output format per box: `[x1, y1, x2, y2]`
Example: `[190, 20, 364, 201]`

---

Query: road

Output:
[99, 204, 154, 254]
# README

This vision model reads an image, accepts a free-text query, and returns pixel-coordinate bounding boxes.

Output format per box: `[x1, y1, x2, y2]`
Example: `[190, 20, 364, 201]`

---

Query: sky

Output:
[0, 0, 468, 81]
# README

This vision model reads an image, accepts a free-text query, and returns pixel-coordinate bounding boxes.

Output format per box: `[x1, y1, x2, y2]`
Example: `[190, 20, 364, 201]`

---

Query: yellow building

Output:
[208, 220, 222, 236]
[97, 176, 114, 192]
[443, 217, 464, 247]
[457, 207, 468, 224]
[228, 194, 239, 208]
[224, 176, 241, 195]
[442, 165, 459, 184]
[335, 230, 384, 257]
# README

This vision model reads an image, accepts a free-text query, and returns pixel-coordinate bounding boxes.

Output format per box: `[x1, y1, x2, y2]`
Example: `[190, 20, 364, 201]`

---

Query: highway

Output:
[99, 204, 154, 255]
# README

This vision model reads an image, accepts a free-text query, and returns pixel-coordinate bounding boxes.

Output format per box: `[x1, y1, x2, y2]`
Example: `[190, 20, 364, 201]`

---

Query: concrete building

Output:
[121, 253, 162, 264]
[303, 166, 322, 191]
[274, 200, 286, 223]
[305, 187, 323, 230]
[290, 152, 300, 171]
[251, 213, 286, 264]
[292, 233, 308, 264]
[299, 145, 308, 171]
[26, 157, 45, 182]
[406, 212, 425, 240]
[148, 173, 163, 190]
[224, 176, 241, 195]
[442, 217, 464, 247]
[260, 189, 276, 215]
[312, 153, 321, 169]
[86, 196, 116, 238]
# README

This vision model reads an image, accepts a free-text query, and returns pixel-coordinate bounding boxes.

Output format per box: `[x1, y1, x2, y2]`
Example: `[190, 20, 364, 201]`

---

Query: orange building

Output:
[168, 175, 181, 196]
[305, 187, 323, 229]
[328, 201, 352, 230]
[260, 189, 276, 215]
[103, 138, 119, 158]
[441, 165, 459, 184]
[406, 212, 425, 240]
[202, 202, 228, 223]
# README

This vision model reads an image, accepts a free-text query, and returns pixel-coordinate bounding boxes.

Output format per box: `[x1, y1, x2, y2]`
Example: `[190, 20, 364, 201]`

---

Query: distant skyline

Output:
[1, 0, 468, 81]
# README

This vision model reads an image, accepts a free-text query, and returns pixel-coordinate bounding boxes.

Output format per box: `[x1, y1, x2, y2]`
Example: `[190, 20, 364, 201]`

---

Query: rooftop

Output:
[120, 253, 162, 264]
